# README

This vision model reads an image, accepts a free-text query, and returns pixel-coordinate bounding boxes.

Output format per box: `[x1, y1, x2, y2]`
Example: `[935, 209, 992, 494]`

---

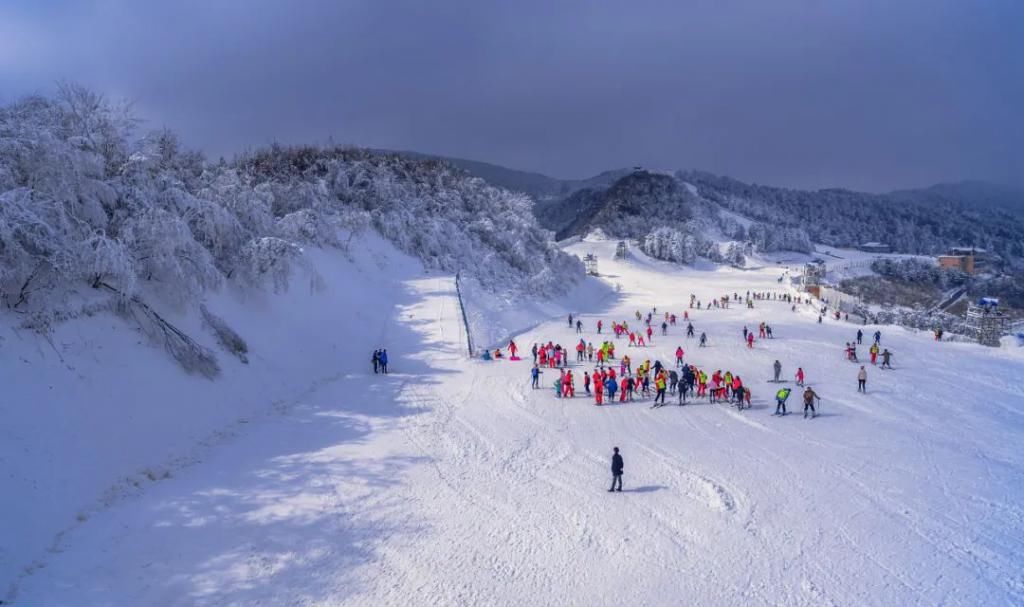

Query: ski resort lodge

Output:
[938, 247, 986, 274]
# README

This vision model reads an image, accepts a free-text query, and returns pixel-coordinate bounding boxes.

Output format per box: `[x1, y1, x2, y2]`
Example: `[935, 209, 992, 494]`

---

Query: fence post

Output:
[454, 272, 474, 357]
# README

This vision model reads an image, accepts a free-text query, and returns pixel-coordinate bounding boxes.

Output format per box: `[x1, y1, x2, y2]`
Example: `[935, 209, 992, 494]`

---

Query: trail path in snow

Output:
[16, 241, 1024, 606]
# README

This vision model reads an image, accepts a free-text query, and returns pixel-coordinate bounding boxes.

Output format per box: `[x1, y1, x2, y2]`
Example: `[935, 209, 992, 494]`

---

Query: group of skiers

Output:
[741, 322, 775, 347]
[845, 329, 893, 368]
[500, 289, 906, 422]
[371, 349, 389, 374]
[531, 350, 769, 412]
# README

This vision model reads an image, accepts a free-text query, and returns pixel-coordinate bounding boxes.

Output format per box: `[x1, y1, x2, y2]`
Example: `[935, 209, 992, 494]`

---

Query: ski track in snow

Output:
[10, 238, 1024, 606]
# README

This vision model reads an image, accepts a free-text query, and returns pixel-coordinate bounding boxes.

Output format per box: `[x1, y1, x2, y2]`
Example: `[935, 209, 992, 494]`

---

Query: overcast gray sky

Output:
[2, 0, 1021, 191]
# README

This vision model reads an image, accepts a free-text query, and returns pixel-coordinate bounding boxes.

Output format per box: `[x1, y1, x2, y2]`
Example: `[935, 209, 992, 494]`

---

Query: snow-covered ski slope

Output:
[11, 235, 1024, 606]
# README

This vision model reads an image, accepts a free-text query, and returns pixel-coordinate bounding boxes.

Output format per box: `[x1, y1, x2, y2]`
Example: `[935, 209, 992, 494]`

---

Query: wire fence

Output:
[454, 272, 474, 357]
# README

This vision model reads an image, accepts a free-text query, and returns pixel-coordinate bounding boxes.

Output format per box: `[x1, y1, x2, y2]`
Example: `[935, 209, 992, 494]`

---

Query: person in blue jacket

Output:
[608, 447, 624, 492]
[378, 349, 389, 374]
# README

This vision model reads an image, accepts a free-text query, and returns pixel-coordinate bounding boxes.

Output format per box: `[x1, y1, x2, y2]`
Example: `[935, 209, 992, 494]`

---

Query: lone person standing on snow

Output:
[609, 447, 624, 492]
[773, 359, 782, 382]
[857, 366, 867, 393]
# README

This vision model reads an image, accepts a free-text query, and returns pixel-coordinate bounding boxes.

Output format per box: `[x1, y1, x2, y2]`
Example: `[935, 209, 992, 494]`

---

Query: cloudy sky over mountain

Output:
[3, 0, 1021, 191]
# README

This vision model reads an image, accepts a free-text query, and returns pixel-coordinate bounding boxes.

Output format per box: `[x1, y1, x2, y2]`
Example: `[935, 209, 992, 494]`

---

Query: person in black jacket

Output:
[609, 447, 624, 492]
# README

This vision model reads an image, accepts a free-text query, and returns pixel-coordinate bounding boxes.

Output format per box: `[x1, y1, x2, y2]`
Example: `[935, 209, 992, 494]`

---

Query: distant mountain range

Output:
[385, 151, 1024, 265]
[387, 150, 632, 202]
[388, 150, 1023, 214]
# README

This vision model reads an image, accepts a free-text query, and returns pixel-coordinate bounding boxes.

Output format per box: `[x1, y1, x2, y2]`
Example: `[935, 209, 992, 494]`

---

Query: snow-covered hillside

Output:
[0, 234, 436, 593]
[7, 234, 1023, 605]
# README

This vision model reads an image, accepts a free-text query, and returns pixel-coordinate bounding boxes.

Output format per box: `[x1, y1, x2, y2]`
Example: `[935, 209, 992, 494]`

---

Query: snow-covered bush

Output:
[642, 227, 698, 264]
[746, 222, 813, 254]
[237, 236, 306, 292]
[200, 304, 249, 363]
[723, 242, 749, 266]
[121, 208, 221, 303]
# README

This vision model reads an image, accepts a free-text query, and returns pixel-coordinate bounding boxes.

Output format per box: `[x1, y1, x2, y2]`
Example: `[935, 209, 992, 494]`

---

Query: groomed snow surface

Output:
[6, 235, 1024, 606]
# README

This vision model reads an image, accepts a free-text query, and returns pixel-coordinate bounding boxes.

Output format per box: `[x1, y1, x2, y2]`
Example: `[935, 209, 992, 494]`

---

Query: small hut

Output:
[615, 241, 628, 259]
[584, 253, 599, 276]
[966, 297, 1008, 347]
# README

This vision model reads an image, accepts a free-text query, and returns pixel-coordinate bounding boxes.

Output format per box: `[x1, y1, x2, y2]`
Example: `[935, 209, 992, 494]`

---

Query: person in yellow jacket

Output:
[653, 370, 669, 406]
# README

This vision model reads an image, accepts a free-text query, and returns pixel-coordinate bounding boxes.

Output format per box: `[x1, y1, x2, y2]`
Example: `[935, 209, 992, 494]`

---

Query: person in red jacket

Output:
[646, 326, 653, 343]
[619, 376, 630, 402]
[746, 333, 755, 348]
[628, 332, 636, 346]
[594, 374, 604, 405]
[597, 319, 603, 334]
[509, 340, 518, 360]
[675, 346, 684, 367]
[562, 370, 574, 398]
[795, 367, 805, 386]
